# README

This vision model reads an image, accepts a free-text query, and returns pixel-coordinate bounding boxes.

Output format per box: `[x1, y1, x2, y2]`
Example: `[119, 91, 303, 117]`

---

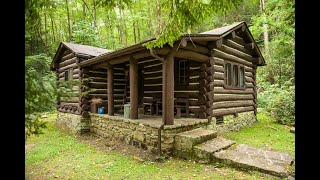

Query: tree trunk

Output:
[65, 0, 72, 42]
[50, 14, 55, 42]
[260, 0, 270, 60]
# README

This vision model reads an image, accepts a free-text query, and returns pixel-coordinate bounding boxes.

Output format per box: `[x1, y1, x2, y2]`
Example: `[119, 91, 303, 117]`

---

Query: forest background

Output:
[25, 0, 295, 137]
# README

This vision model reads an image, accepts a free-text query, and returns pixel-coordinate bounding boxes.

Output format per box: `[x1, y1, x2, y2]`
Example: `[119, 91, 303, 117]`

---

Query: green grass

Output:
[26, 112, 277, 180]
[221, 109, 295, 157]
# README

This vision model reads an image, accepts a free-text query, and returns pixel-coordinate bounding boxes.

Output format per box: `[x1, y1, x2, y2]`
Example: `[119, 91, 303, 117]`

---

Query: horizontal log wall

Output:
[141, 58, 201, 118]
[209, 34, 257, 118]
[56, 50, 81, 115]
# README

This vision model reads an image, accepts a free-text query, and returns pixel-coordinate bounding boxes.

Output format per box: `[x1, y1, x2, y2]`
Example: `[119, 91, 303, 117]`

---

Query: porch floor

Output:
[90, 113, 209, 129]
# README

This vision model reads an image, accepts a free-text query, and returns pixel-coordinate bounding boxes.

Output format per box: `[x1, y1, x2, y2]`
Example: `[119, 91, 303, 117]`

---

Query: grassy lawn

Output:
[25, 112, 279, 180]
[221, 109, 295, 157]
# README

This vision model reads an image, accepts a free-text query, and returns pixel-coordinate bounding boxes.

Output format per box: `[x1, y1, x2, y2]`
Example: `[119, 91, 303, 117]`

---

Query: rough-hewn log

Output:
[246, 77, 255, 83]
[220, 45, 254, 63]
[174, 49, 209, 62]
[199, 105, 206, 112]
[189, 100, 199, 106]
[213, 72, 224, 80]
[180, 42, 209, 55]
[108, 65, 114, 115]
[198, 94, 207, 105]
[58, 63, 79, 73]
[205, 91, 214, 102]
[199, 71, 208, 79]
[205, 108, 213, 116]
[198, 112, 207, 119]
[207, 38, 223, 49]
[181, 38, 188, 47]
[59, 57, 77, 68]
[81, 98, 89, 105]
[130, 57, 138, 119]
[213, 87, 254, 94]
[89, 83, 124, 90]
[189, 107, 199, 114]
[214, 94, 254, 102]
[244, 66, 255, 74]
[82, 111, 90, 118]
[199, 79, 208, 87]
[245, 43, 255, 49]
[144, 71, 162, 78]
[174, 92, 199, 99]
[205, 67, 215, 76]
[205, 75, 214, 82]
[205, 83, 214, 91]
[212, 100, 255, 109]
[212, 79, 225, 87]
[144, 64, 162, 72]
[89, 77, 108, 83]
[162, 50, 175, 125]
[245, 72, 253, 78]
[213, 57, 224, 66]
[189, 69, 201, 77]
[206, 57, 215, 67]
[93, 50, 152, 68]
[61, 52, 75, 62]
[214, 65, 224, 73]
[212, 49, 253, 67]
[81, 104, 90, 111]
[199, 87, 207, 94]
[223, 39, 255, 56]
[200, 63, 208, 71]
[175, 84, 199, 91]
[212, 106, 254, 117]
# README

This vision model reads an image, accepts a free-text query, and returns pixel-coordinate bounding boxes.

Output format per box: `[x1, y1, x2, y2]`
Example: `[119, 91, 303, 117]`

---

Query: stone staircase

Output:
[173, 128, 295, 178]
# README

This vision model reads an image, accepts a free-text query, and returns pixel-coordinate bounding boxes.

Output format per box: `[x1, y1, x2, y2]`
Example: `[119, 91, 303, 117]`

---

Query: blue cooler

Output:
[98, 107, 105, 114]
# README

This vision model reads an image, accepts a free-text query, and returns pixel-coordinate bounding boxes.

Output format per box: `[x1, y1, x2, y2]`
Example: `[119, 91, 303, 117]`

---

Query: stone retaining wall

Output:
[56, 111, 257, 154]
[210, 111, 257, 134]
[90, 114, 208, 155]
[56, 112, 90, 134]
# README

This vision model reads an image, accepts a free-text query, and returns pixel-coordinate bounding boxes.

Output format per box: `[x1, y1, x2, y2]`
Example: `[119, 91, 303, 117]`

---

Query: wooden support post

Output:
[108, 64, 114, 115]
[162, 51, 175, 125]
[130, 56, 138, 119]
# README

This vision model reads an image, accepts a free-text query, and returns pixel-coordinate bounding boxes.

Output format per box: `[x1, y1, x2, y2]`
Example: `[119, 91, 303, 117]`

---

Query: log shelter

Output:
[51, 21, 265, 126]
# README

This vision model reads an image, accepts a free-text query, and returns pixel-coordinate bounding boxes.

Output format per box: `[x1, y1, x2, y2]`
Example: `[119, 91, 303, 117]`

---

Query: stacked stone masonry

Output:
[56, 110, 256, 154]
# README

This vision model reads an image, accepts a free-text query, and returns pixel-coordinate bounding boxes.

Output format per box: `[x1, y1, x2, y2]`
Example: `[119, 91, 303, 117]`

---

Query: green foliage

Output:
[72, 20, 102, 47]
[257, 79, 295, 125]
[144, 0, 241, 48]
[222, 109, 295, 156]
[25, 54, 57, 139]
[26, 113, 269, 179]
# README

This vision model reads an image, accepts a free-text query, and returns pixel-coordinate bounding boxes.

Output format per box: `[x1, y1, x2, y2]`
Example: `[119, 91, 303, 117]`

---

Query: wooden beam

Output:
[207, 38, 223, 49]
[108, 64, 114, 115]
[162, 49, 175, 125]
[130, 56, 138, 119]
[174, 49, 209, 62]
[179, 42, 209, 55]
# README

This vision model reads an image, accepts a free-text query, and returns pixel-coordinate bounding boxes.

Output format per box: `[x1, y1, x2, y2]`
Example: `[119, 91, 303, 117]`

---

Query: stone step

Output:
[213, 144, 294, 178]
[193, 137, 236, 163]
[175, 128, 217, 150]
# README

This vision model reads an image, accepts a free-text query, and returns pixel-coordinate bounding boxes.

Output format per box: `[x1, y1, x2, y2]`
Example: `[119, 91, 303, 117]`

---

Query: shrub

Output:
[257, 79, 295, 125]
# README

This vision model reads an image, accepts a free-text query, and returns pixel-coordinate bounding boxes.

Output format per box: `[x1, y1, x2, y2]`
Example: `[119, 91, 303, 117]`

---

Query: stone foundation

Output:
[56, 112, 90, 134]
[56, 110, 256, 154]
[90, 114, 208, 155]
[210, 111, 257, 134]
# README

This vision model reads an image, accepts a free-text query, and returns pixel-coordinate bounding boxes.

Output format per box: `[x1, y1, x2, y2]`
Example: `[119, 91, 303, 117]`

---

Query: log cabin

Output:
[51, 21, 265, 135]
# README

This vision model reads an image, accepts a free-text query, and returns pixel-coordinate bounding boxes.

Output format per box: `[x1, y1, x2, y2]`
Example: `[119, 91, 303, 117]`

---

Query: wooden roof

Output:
[50, 42, 112, 70]
[61, 42, 112, 57]
[79, 21, 265, 68]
